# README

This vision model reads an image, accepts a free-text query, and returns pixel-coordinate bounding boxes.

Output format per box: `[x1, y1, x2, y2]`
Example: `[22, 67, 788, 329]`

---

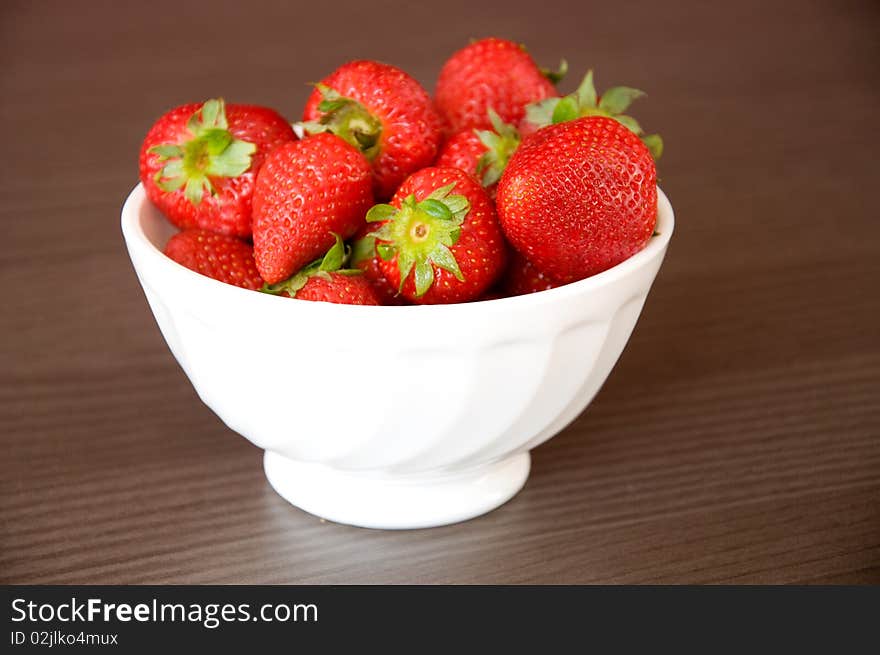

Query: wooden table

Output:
[2, 0, 878, 584]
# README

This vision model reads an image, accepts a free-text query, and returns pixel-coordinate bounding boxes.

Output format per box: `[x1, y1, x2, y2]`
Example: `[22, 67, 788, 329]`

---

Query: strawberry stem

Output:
[299, 85, 383, 161]
[474, 109, 521, 186]
[525, 71, 664, 159]
[367, 183, 470, 297]
[539, 58, 568, 84]
[149, 99, 256, 205]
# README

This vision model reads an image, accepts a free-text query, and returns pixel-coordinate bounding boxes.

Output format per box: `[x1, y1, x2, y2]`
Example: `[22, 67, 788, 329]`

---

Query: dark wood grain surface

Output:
[2, 0, 878, 584]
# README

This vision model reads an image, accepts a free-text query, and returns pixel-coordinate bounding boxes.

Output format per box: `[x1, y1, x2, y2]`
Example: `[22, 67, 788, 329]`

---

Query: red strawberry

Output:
[300, 60, 442, 200]
[164, 229, 263, 290]
[523, 69, 663, 159]
[140, 98, 296, 237]
[293, 274, 380, 305]
[434, 38, 562, 134]
[497, 116, 657, 283]
[368, 167, 506, 304]
[435, 110, 521, 195]
[435, 131, 485, 177]
[261, 235, 380, 305]
[501, 252, 561, 296]
[350, 225, 406, 305]
[252, 133, 373, 284]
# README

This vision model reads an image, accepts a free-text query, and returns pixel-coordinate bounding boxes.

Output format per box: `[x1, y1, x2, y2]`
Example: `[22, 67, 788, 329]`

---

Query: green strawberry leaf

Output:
[613, 114, 644, 135]
[430, 244, 464, 281]
[204, 139, 256, 177]
[396, 249, 416, 292]
[318, 99, 349, 113]
[641, 134, 664, 160]
[184, 178, 208, 205]
[366, 204, 397, 223]
[551, 96, 579, 124]
[351, 234, 377, 266]
[540, 58, 568, 84]
[443, 195, 469, 221]
[426, 183, 457, 201]
[151, 98, 256, 206]
[319, 234, 347, 272]
[260, 269, 311, 297]
[297, 120, 328, 135]
[413, 260, 434, 296]
[149, 144, 184, 159]
[523, 69, 664, 160]
[199, 98, 227, 130]
[525, 97, 559, 127]
[474, 109, 521, 187]
[599, 86, 646, 115]
[575, 70, 598, 108]
[420, 199, 454, 220]
[155, 173, 186, 192]
[376, 243, 396, 261]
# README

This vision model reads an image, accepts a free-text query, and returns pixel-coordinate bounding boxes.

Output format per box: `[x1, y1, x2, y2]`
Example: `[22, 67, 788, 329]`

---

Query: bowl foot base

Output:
[263, 451, 531, 530]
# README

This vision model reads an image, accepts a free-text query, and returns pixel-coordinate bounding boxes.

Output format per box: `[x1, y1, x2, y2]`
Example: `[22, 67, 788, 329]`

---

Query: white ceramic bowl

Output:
[122, 184, 674, 529]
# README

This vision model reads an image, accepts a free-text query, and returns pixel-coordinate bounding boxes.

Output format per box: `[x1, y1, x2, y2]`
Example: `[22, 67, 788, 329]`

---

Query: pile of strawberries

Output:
[139, 37, 662, 306]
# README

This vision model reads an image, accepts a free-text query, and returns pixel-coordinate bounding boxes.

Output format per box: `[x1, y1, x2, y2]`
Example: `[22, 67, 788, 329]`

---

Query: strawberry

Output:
[367, 167, 506, 304]
[252, 133, 374, 285]
[292, 274, 380, 305]
[496, 116, 657, 283]
[500, 252, 561, 296]
[523, 70, 663, 158]
[261, 235, 380, 305]
[164, 229, 263, 290]
[350, 225, 406, 305]
[435, 110, 521, 194]
[434, 38, 562, 134]
[140, 98, 295, 237]
[300, 60, 442, 200]
[435, 131, 486, 177]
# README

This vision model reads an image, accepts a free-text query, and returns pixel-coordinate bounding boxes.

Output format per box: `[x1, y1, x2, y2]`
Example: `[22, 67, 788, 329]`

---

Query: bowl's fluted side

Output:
[123, 185, 673, 475]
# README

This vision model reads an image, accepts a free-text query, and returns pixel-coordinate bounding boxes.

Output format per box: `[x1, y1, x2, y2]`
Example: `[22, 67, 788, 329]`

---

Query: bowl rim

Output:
[121, 183, 674, 313]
